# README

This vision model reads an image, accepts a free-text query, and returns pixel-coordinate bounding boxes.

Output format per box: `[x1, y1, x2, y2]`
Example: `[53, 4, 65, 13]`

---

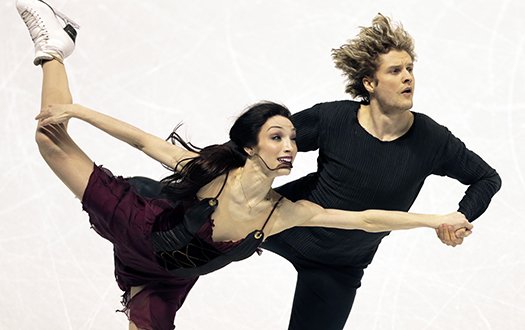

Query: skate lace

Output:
[19, 5, 80, 41]
[20, 9, 49, 46]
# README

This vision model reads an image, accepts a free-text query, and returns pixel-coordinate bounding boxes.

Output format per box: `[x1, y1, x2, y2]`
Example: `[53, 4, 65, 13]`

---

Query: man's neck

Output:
[357, 103, 414, 141]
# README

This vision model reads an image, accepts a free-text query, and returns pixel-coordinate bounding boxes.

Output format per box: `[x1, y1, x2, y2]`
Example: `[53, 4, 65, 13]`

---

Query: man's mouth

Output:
[401, 87, 412, 95]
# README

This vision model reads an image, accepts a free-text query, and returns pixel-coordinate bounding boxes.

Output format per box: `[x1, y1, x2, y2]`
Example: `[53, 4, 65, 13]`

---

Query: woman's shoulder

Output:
[268, 194, 322, 234]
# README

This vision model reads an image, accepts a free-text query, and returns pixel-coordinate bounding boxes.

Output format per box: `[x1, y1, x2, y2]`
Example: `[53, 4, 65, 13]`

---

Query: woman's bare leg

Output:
[16, 0, 92, 199]
[129, 321, 140, 330]
[128, 286, 146, 330]
[36, 60, 93, 199]
[41, 59, 72, 108]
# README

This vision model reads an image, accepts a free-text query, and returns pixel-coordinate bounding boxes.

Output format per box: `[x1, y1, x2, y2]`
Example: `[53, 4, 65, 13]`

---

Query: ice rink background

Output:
[1, 0, 524, 329]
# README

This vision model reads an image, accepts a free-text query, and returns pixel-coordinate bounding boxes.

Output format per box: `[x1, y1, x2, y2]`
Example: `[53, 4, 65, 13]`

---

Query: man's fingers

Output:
[455, 228, 467, 238]
[447, 225, 463, 244]
[442, 224, 452, 243]
[437, 224, 455, 246]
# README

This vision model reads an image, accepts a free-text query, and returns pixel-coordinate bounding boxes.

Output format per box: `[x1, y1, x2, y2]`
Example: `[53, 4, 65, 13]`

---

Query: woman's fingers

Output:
[36, 105, 69, 126]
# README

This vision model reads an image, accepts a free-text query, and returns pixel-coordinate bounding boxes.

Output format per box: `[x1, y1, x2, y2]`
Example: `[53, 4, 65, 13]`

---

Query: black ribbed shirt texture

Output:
[272, 100, 501, 268]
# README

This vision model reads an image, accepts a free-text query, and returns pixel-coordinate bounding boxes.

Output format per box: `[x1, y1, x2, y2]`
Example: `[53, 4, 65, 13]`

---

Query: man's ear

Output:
[363, 76, 375, 94]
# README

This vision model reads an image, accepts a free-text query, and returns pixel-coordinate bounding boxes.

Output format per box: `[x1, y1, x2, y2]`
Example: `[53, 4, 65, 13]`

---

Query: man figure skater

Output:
[262, 13, 501, 330]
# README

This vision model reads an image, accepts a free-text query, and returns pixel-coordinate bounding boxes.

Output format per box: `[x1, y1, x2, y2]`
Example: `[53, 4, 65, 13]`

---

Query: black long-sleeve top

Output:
[273, 100, 501, 268]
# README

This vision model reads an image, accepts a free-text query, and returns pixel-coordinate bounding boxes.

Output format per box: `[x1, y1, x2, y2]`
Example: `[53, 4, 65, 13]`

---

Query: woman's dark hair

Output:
[161, 101, 292, 199]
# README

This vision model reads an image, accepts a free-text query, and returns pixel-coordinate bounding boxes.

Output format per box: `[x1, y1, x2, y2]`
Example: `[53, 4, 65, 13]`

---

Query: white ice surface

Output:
[1, 0, 524, 329]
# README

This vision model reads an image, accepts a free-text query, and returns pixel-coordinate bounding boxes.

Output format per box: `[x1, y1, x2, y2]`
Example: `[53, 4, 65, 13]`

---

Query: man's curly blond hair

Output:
[332, 14, 416, 104]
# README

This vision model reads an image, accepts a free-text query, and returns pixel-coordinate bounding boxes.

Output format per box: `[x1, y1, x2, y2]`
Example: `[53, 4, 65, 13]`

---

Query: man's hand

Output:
[436, 224, 472, 247]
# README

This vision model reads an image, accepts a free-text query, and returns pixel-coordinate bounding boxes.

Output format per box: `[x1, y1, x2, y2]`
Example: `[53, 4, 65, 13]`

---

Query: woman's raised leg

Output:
[17, 0, 93, 199]
[37, 60, 93, 199]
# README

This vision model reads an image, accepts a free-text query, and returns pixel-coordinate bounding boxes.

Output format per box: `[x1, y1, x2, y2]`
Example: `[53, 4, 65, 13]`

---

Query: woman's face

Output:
[248, 115, 297, 176]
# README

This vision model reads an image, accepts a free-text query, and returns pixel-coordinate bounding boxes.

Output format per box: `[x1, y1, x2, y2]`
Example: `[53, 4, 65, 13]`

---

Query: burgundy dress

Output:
[81, 164, 281, 330]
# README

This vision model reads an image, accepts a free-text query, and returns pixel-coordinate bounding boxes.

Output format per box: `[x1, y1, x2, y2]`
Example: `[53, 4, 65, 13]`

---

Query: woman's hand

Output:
[35, 104, 82, 126]
[439, 212, 473, 231]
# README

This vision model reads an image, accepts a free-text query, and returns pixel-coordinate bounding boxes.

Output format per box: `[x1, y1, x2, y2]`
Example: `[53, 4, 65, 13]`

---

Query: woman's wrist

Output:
[427, 214, 443, 229]
[71, 104, 89, 120]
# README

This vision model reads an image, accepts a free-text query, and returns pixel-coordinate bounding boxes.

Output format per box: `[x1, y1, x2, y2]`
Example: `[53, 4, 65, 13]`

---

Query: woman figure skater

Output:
[16, 1, 472, 329]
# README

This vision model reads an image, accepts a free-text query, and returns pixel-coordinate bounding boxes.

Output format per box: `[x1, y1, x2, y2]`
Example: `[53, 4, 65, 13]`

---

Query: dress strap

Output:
[260, 196, 284, 232]
[213, 171, 230, 199]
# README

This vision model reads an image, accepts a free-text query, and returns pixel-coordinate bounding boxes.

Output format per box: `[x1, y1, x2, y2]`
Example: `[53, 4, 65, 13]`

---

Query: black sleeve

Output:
[433, 128, 502, 221]
[291, 104, 322, 152]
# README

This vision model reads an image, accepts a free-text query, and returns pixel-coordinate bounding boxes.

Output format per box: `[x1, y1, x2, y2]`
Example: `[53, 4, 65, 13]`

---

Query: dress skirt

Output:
[81, 164, 198, 330]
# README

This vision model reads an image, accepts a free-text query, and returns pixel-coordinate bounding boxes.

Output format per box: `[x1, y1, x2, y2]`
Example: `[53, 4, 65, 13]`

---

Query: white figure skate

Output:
[16, 0, 80, 65]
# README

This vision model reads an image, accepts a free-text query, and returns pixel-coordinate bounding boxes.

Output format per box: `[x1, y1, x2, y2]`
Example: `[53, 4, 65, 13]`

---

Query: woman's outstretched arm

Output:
[271, 198, 473, 235]
[36, 103, 197, 170]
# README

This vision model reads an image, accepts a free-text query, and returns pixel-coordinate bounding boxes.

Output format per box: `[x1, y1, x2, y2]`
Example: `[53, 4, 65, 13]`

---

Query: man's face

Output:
[366, 50, 415, 112]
